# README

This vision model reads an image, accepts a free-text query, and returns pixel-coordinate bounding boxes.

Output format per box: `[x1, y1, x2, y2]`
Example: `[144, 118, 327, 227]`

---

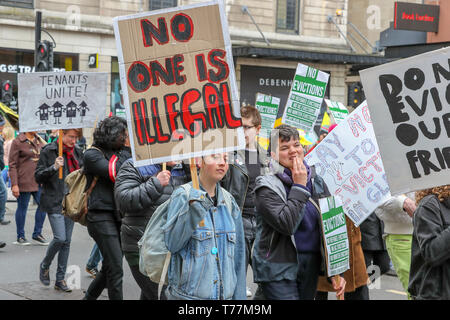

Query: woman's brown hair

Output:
[415, 185, 450, 205]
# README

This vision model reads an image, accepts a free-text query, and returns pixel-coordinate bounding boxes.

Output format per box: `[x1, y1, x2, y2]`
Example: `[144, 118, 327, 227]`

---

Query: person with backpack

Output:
[114, 160, 189, 300]
[162, 153, 246, 300]
[82, 116, 131, 300]
[36, 128, 83, 292]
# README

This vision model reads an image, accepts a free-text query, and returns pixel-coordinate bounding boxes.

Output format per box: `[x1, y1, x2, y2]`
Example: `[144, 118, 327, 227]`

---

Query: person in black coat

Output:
[409, 186, 450, 300]
[114, 160, 189, 299]
[35, 129, 84, 292]
[83, 116, 131, 300]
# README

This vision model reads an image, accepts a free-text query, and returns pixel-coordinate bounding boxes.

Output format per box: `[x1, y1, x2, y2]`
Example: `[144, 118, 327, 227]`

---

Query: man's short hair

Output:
[268, 124, 299, 154]
[240, 105, 262, 126]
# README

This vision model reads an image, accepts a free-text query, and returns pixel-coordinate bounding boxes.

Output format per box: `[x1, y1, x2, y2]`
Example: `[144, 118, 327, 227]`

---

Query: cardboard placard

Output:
[305, 102, 391, 226]
[113, 0, 244, 166]
[319, 196, 350, 277]
[255, 93, 280, 138]
[282, 63, 329, 133]
[360, 47, 450, 195]
[17, 72, 108, 132]
[324, 99, 349, 124]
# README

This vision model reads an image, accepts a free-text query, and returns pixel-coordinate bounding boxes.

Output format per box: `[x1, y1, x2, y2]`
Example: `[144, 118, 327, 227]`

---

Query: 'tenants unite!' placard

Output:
[18, 72, 108, 132]
[113, 0, 244, 165]
[360, 47, 450, 195]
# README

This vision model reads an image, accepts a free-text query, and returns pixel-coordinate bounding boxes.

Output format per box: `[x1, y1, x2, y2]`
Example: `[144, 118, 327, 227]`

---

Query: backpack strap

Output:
[158, 252, 171, 300]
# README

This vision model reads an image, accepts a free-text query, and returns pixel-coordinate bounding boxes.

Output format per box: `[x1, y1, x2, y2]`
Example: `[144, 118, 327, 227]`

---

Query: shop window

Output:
[276, 0, 300, 34]
[0, 0, 34, 9]
[149, 0, 177, 11]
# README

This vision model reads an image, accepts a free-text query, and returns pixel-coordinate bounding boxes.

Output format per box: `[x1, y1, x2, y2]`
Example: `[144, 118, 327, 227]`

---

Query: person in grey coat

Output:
[409, 186, 450, 300]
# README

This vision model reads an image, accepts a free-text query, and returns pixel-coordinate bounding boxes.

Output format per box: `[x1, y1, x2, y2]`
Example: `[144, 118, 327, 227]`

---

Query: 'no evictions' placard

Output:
[113, 0, 245, 166]
[305, 102, 391, 226]
[255, 93, 280, 139]
[319, 196, 350, 277]
[324, 99, 349, 124]
[360, 47, 450, 195]
[282, 63, 329, 133]
[18, 72, 108, 132]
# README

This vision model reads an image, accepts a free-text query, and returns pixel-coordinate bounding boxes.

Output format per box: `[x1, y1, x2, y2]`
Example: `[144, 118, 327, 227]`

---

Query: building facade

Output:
[0, 0, 391, 138]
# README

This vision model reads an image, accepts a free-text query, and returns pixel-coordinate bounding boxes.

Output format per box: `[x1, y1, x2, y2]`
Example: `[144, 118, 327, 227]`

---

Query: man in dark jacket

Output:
[220, 106, 269, 298]
[35, 129, 83, 292]
[114, 160, 189, 300]
[253, 124, 345, 300]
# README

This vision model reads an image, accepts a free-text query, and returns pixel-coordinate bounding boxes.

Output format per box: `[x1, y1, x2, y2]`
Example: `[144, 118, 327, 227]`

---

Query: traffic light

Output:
[1, 80, 13, 103]
[348, 82, 365, 108]
[36, 40, 54, 72]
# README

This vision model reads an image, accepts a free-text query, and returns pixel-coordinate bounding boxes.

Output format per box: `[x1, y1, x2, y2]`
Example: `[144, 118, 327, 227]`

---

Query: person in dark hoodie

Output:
[82, 116, 131, 300]
[114, 159, 189, 300]
[253, 124, 345, 300]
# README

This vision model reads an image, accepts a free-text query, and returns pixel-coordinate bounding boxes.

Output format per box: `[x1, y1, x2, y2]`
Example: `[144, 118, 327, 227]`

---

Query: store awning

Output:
[232, 46, 393, 66]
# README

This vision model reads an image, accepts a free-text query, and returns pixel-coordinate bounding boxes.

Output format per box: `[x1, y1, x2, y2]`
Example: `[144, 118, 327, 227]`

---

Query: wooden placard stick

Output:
[189, 158, 199, 190]
[334, 275, 344, 300]
[58, 129, 63, 179]
[162, 163, 166, 171]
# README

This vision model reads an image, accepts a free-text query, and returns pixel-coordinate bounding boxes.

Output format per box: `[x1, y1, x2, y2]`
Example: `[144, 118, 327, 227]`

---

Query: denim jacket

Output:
[163, 182, 246, 300]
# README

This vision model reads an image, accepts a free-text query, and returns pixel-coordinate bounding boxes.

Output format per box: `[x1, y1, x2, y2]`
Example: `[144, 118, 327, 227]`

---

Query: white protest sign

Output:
[18, 72, 108, 132]
[360, 47, 450, 195]
[282, 63, 329, 133]
[319, 196, 350, 277]
[324, 99, 349, 124]
[255, 93, 280, 138]
[305, 101, 391, 226]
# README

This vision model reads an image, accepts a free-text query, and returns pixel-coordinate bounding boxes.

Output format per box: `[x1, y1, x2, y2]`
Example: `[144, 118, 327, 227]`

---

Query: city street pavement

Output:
[0, 200, 408, 300]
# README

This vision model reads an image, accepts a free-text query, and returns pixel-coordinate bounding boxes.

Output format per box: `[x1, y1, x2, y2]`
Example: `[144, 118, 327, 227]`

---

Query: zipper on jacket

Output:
[210, 208, 223, 299]
[266, 231, 275, 258]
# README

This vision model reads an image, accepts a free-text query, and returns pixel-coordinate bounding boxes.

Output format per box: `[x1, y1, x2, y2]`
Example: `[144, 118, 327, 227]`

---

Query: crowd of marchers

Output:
[0, 106, 448, 301]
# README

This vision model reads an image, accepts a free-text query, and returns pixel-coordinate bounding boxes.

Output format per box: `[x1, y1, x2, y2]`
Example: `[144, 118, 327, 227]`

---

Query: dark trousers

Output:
[85, 220, 123, 300]
[242, 215, 256, 272]
[364, 250, 391, 275]
[129, 264, 167, 300]
[315, 284, 369, 300]
[260, 252, 321, 300]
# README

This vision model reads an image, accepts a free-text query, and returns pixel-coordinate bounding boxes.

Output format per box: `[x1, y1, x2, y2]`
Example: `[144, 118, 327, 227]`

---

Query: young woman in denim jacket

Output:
[163, 153, 246, 300]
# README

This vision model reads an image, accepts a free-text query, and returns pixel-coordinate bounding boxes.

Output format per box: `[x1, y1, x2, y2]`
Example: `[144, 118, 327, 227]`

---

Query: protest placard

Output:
[17, 71, 108, 132]
[255, 93, 280, 138]
[281, 63, 329, 133]
[305, 101, 391, 226]
[319, 196, 350, 277]
[360, 47, 450, 195]
[324, 99, 349, 124]
[113, 0, 244, 166]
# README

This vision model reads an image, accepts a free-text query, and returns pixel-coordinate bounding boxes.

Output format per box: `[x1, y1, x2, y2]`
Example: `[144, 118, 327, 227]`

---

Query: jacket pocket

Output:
[227, 232, 236, 258]
[191, 230, 213, 257]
